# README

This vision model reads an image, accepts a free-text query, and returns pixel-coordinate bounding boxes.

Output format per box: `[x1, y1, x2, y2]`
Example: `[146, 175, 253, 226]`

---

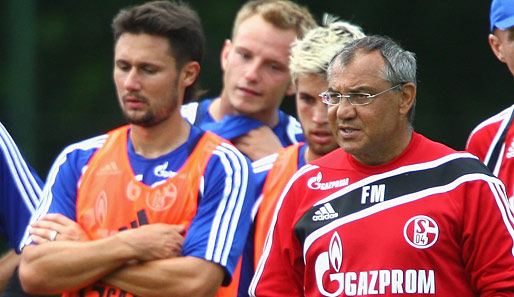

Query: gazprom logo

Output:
[308, 172, 349, 190]
[154, 161, 176, 178]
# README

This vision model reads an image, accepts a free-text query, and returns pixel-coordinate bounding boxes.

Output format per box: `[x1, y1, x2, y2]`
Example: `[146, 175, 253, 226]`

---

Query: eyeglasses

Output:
[319, 84, 403, 106]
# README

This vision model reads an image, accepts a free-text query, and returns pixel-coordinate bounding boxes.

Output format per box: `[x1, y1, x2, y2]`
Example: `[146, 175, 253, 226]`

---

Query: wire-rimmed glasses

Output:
[319, 84, 403, 106]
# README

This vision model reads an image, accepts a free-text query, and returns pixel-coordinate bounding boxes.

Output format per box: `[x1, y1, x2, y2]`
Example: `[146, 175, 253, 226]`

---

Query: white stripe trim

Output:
[252, 153, 278, 174]
[205, 149, 233, 261]
[467, 105, 514, 145]
[249, 164, 319, 295]
[251, 194, 263, 220]
[205, 143, 250, 267]
[304, 173, 505, 259]
[213, 145, 240, 264]
[219, 143, 248, 265]
[488, 180, 514, 256]
[285, 115, 302, 144]
[483, 105, 514, 167]
[493, 144, 507, 176]
[0, 123, 42, 212]
[313, 152, 478, 207]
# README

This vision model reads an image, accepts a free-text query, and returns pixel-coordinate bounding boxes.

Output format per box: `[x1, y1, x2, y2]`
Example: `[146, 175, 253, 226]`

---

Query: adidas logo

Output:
[507, 140, 514, 158]
[312, 203, 339, 221]
[97, 161, 121, 176]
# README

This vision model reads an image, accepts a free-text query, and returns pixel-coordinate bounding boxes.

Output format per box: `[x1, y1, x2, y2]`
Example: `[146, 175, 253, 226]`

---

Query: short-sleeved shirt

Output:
[22, 124, 256, 285]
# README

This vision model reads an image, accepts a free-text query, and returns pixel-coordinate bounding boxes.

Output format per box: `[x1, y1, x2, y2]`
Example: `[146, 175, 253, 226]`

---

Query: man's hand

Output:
[232, 125, 283, 161]
[115, 224, 185, 261]
[0, 250, 20, 293]
[29, 214, 184, 261]
[29, 213, 89, 243]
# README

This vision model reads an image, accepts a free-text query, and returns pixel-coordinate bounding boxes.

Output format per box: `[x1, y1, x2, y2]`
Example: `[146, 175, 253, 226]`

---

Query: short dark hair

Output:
[112, 1, 205, 103]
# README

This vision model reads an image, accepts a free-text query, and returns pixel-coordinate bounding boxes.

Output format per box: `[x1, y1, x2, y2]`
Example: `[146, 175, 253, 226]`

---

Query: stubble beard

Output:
[121, 92, 179, 128]
[308, 141, 339, 158]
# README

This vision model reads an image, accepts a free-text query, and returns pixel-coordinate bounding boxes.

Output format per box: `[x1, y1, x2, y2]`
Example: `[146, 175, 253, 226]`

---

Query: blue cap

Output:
[490, 0, 514, 32]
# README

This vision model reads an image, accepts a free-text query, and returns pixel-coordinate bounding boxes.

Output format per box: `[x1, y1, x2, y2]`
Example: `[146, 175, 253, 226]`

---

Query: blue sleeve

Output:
[19, 136, 105, 249]
[182, 142, 256, 284]
[0, 122, 43, 252]
[45, 149, 93, 220]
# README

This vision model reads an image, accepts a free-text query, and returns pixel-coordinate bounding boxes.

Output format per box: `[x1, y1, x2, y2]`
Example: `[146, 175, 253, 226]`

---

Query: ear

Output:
[398, 83, 416, 116]
[220, 39, 232, 72]
[489, 33, 506, 62]
[180, 61, 200, 87]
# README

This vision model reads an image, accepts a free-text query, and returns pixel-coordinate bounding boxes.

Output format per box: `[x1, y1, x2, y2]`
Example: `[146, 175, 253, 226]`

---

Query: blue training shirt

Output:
[181, 98, 305, 148]
[181, 99, 306, 294]
[22, 124, 256, 282]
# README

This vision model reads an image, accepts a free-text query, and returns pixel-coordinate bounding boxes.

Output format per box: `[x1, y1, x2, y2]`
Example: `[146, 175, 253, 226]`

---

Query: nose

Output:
[244, 60, 260, 82]
[313, 101, 329, 124]
[124, 68, 141, 91]
[335, 97, 357, 120]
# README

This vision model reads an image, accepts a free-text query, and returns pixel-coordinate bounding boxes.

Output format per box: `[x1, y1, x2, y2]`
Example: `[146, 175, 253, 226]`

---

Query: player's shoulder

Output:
[62, 134, 108, 155]
[199, 129, 252, 172]
[469, 105, 514, 139]
[51, 133, 109, 172]
[0, 121, 26, 162]
[181, 98, 215, 124]
[0, 121, 15, 144]
[0, 121, 30, 159]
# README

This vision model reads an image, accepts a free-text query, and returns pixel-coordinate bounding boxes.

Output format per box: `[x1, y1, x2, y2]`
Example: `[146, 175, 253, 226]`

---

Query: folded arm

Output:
[0, 250, 20, 293]
[20, 223, 183, 295]
[103, 256, 224, 297]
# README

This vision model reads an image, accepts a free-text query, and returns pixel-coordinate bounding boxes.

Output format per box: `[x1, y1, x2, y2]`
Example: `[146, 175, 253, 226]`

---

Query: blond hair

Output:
[232, 0, 316, 40]
[289, 14, 365, 84]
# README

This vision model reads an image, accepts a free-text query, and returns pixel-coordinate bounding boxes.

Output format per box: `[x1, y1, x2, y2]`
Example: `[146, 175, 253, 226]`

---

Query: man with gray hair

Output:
[250, 35, 514, 296]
